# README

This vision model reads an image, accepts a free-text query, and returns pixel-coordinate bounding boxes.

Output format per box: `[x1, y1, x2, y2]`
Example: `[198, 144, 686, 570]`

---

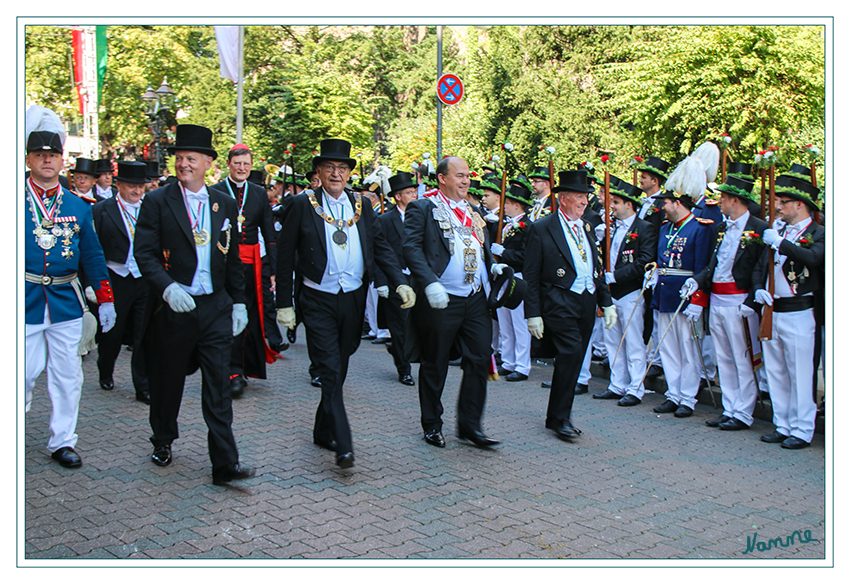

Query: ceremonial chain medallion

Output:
[27, 182, 78, 255]
[307, 190, 362, 249]
[429, 193, 483, 284]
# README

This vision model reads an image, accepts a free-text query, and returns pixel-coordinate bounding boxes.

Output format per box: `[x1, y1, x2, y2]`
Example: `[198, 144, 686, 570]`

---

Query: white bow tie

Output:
[325, 193, 347, 207]
[449, 199, 467, 211]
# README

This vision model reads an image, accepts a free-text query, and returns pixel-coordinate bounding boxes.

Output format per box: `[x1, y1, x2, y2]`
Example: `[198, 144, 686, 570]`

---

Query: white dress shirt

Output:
[106, 194, 143, 279]
[558, 212, 595, 295]
[710, 211, 749, 307]
[609, 214, 636, 270]
[179, 185, 214, 296]
[96, 184, 114, 199]
[436, 197, 486, 296]
[773, 217, 813, 299]
[303, 191, 365, 294]
[638, 189, 661, 220]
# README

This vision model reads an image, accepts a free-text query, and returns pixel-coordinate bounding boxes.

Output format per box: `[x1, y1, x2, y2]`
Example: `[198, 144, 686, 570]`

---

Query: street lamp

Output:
[142, 77, 175, 176]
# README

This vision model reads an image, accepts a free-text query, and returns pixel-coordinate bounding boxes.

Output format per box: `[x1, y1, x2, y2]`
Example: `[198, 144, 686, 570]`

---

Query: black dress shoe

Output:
[51, 447, 82, 468]
[230, 375, 247, 398]
[617, 394, 641, 407]
[497, 366, 513, 376]
[574, 383, 588, 395]
[458, 428, 500, 448]
[99, 378, 114, 391]
[653, 400, 678, 414]
[705, 415, 731, 427]
[553, 421, 582, 441]
[593, 389, 620, 400]
[313, 437, 337, 451]
[718, 418, 749, 431]
[336, 452, 355, 468]
[599, 357, 609, 369]
[781, 436, 810, 450]
[371, 337, 389, 344]
[310, 376, 322, 388]
[505, 372, 528, 382]
[674, 405, 693, 418]
[760, 430, 789, 443]
[136, 391, 151, 405]
[287, 328, 297, 344]
[213, 463, 257, 485]
[541, 381, 552, 389]
[759, 390, 771, 402]
[591, 353, 605, 363]
[151, 444, 172, 466]
[270, 341, 289, 353]
[424, 429, 445, 448]
[645, 364, 663, 379]
[398, 374, 415, 386]
[361, 333, 376, 340]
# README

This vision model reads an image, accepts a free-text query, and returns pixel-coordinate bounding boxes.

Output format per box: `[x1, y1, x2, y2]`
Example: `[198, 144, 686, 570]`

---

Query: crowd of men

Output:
[24, 113, 825, 483]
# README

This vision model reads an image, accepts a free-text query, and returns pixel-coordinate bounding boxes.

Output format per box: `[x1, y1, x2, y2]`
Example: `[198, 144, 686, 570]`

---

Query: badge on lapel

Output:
[212, 202, 219, 213]
[556, 268, 565, 278]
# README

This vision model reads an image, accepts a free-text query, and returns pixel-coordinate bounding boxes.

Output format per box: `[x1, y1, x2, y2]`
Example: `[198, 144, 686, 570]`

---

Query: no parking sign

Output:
[437, 73, 464, 106]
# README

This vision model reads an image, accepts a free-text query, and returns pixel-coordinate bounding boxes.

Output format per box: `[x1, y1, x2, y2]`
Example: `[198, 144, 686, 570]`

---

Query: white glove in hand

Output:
[680, 277, 699, 299]
[396, 285, 416, 309]
[754, 289, 774, 306]
[485, 212, 499, 223]
[490, 243, 505, 256]
[425, 282, 449, 309]
[762, 228, 781, 248]
[604, 272, 616, 285]
[162, 282, 196, 313]
[99, 302, 116, 333]
[376, 285, 389, 298]
[490, 263, 508, 276]
[602, 305, 617, 330]
[738, 304, 756, 319]
[232, 303, 248, 336]
[276, 307, 296, 330]
[684, 303, 703, 322]
[643, 269, 658, 290]
[85, 286, 97, 304]
[528, 317, 544, 339]
[594, 223, 607, 243]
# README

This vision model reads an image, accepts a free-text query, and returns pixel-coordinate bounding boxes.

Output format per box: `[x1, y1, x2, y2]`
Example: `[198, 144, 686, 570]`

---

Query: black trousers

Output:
[298, 284, 367, 456]
[544, 289, 596, 425]
[379, 294, 411, 377]
[294, 271, 320, 379]
[262, 256, 282, 347]
[147, 289, 239, 478]
[96, 270, 149, 395]
[230, 264, 266, 379]
[417, 290, 490, 434]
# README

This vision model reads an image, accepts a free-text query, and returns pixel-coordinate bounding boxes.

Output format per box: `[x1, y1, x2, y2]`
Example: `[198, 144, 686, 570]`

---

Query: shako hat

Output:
[774, 175, 821, 211]
[487, 265, 527, 310]
[552, 170, 593, 194]
[312, 139, 356, 170]
[114, 161, 150, 184]
[26, 131, 63, 154]
[388, 171, 417, 196]
[714, 175, 757, 204]
[167, 124, 219, 160]
[71, 157, 99, 177]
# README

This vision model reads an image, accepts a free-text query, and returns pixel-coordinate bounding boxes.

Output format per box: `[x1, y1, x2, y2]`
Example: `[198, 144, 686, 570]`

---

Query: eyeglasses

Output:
[230, 162, 252, 168]
[777, 199, 796, 206]
[319, 164, 351, 174]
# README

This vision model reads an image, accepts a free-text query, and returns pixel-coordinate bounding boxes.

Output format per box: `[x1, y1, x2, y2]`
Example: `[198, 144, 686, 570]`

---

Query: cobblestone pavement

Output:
[22, 327, 828, 564]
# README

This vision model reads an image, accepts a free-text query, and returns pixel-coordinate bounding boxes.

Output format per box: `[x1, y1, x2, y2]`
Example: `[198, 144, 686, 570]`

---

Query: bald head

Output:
[436, 156, 470, 201]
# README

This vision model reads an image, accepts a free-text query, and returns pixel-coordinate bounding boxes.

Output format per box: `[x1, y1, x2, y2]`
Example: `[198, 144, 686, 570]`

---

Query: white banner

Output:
[214, 26, 241, 83]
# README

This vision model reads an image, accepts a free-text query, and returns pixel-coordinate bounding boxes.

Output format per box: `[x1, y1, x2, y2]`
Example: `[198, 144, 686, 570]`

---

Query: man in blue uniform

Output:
[25, 130, 116, 468]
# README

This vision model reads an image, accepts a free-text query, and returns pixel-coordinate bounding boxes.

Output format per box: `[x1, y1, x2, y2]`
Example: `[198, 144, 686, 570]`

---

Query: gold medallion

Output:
[194, 229, 210, 246]
[237, 214, 245, 224]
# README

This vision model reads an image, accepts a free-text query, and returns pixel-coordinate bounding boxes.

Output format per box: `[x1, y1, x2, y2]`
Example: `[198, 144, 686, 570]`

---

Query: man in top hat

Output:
[210, 143, 281, 397]
[752, 176, 824, 449]
[276, 139, 415, 469]
[144, 160, 161, 193]
[25, 130, 116, 468]
[489, 182, 534, 382]
[70, 157, 100, 202]
[92, 161, 152, 404]
[524, 169, 617, 442]
[306, 169, 321, 190]
[720, 162, 762, 219]
[679, 175, 768, 430]
[528, 166, 553, 222]
[374, 171, 419, 386]
[94, 158, 118, 201]
[592, 181, 657, 406]
[403, 156, 506, 449]
[134, 124, 255, 485]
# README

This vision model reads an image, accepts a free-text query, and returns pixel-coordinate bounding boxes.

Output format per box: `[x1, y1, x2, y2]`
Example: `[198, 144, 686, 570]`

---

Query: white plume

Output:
[692, 141, 720, 183]
[26, 105, 66, 146]
[364, 165, 393, 194]
[665, 155, 707, 198]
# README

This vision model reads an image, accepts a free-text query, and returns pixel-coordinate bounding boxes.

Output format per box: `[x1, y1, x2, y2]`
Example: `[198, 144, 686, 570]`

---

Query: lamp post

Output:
[142, 77, 175, 176]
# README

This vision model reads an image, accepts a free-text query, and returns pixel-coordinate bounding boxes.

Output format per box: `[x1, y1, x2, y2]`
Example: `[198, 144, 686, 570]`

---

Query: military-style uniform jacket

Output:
[651, 213, 714, 312]
[692, 194, 723, 225]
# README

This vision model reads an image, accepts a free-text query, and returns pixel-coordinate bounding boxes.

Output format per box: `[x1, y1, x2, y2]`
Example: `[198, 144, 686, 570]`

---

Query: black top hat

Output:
[388, 171, 417, 196]
[610, 181, 643, 206]
[71, 157, 100, 177]
[552, 170, 593, 194]
[480, 173, 502, 193]
[167, 124, 219, 160]
[774, 175, 820, 211]
[115, 161, 151, 184]
[26, 131, 63, 154]
[505, 183, 534, 207]
[782, 163, 814, 184]
[528, 166, 550, 181]
[305, 169, 318, 182]
[467, 179, 483, 199]
[714, 175, 757, 203]
[312, 139, 357, 170]
[95, 158, 113, 175]
[726, 161, 754, 180]
[487, 266, 527, 310]
[607, 173, 624, 192]
[633, 156, 671, 181]
[247, 170, 264, 186]
[144, 160, 160, 178]
[510, 174, 533, 192]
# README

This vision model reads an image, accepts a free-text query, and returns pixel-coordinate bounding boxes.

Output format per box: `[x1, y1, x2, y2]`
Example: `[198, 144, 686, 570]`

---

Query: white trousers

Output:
[701, 331, 718, 379]
[491, 319, 501, 353]
[578, 317, 603, 384]
[26, 314, 84, 452]
[366, 284, 390, 339]
[656, 310, 701, 408]
[602, 290, 646, 398]
[763, 308, 817, 442]
[497, 300, 531, 375]
[709, 304, 760, 425]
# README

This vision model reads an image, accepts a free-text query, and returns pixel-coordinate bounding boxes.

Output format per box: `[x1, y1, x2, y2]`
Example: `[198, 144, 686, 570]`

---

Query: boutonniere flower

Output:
[628, 232, 639, 240]
[507, 221, 528, 237]
[797, 237, 813, 248]
[740, 231, 762, 247]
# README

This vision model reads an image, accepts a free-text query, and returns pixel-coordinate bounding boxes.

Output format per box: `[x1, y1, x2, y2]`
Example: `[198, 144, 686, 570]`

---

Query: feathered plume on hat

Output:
[691, 141, 720, 184]
[26, 105, 67, 147]
[363, 165, 393, 195]
[665, 155, 708, 199]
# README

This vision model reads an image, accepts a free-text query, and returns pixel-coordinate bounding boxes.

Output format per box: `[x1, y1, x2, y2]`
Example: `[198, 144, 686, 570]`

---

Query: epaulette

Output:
[705, 199, 720, 205]
[695, 217, 715, 225]
[72, 190, 97, 204]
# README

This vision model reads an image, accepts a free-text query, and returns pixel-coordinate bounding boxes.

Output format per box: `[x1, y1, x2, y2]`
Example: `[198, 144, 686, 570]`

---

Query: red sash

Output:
[239, 243, 279, 364]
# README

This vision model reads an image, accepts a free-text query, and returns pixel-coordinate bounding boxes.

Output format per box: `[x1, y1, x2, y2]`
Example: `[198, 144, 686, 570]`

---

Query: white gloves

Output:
[99, 302, 116, 333]
[594, 223, 607, 243]
[425, 282, 449, 309]
[738, 304, 756, 319]
[602, 305, 617, 330]
[276, 307, 296, 330]
[604, 272, 616, 285]
[376, 285, 390, 298]
[643, 269, 658, 290]
[528, 317, 544, 339]
[684, 303, 703, 322]
[163, 282, 196, 313]
[396, 285, 416, 309]
[490, 243, 505, 256]
[490, 263, 508, 276]
[232, 303, 248, 336]
[680, 277, 699, 299]
[485, 212, 499, 223]
[762, 228, 781, 248]
[85, 286, 97, 304]
[754, 289, 774, 306]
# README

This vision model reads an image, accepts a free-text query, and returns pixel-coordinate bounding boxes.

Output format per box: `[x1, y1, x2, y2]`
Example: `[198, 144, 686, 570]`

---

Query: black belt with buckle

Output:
[773, 296, 815, 313]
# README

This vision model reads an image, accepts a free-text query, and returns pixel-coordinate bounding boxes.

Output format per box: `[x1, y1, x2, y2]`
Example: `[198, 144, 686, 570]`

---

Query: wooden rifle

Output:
[757, 165, 775, 341]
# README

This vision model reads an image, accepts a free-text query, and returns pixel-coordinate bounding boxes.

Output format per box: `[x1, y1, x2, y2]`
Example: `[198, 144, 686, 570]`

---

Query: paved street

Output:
[23, 327, 827, 564]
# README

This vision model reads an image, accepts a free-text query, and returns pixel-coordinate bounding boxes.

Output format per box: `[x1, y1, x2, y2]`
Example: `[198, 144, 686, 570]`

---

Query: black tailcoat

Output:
[607, 216, 658, 300]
